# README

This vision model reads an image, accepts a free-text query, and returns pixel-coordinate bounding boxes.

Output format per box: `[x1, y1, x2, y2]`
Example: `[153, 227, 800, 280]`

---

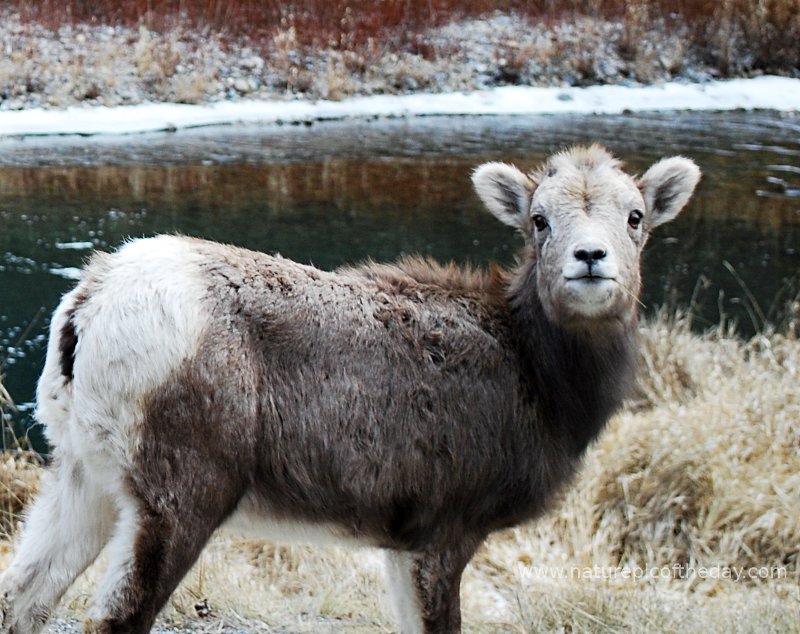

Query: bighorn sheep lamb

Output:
[0, 145, 700, 633]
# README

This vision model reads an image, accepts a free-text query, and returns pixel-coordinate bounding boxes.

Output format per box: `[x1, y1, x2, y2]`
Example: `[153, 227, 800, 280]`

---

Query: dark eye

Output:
[532, 214, 549, 232]
[628, 210, 643, 229]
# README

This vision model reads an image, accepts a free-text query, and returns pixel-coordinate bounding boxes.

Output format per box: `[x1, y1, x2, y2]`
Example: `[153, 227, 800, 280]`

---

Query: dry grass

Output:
[0, 381, 10, 414]
[4, 0, 800, 75]
[2, 0, 797, 109]
[0, 380, 42, 540]
[0, 453, 40, 541]
[0, 313, 798, 631]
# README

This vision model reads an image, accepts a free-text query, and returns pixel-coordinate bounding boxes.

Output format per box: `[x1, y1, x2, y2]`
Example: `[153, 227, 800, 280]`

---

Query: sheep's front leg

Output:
[0, 458, 115, 634]
[385, 543, 477, 634]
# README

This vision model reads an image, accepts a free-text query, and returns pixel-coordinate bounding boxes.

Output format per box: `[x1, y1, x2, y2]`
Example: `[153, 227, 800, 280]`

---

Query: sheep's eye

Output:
[532, 214, 549, 232]
[628, 210, 643, 229]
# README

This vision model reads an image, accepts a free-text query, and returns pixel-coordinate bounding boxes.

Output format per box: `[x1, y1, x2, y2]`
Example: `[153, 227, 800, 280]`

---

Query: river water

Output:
[1, 111, 798, 451]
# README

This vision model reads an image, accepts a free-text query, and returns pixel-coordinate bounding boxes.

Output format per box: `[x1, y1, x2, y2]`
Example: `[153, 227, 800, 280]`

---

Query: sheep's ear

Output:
[472, 162, 536, 234]
[638, 157, 701, 229]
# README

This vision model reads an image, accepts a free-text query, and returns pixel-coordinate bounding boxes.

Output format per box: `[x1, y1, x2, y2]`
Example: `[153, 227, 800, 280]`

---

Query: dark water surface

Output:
[1, 111, 799, 451]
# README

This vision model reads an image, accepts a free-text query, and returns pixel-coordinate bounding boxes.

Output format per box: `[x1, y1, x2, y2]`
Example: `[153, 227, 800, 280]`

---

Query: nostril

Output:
[574, 248, 607, 263]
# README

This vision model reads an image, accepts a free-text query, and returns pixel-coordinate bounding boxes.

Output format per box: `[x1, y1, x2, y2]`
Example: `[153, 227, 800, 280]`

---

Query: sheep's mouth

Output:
[564, 274, 614, 284]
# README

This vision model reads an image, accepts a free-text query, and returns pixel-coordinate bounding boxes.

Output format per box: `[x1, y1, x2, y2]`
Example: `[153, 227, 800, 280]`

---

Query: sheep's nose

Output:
[574, 247, 607, 265]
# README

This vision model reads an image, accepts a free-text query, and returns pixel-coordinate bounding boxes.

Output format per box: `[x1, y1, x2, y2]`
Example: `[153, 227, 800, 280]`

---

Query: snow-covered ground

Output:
[1, 76, 798, 137]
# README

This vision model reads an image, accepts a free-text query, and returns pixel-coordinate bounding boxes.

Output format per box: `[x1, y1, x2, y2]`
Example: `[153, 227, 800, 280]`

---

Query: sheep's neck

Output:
[506, 261, 637, 456]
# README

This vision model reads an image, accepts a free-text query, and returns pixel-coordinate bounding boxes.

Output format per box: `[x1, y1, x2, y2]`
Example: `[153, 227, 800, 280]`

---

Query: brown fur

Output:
[97, 239, 631, 631]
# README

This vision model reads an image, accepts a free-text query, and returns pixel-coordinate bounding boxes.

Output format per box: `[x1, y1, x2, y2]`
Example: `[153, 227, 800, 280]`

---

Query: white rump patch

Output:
[40, 236, 211, 471]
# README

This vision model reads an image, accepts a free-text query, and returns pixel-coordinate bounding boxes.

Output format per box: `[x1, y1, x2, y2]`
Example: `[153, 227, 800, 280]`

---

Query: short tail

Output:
[57, 306, 80, 382]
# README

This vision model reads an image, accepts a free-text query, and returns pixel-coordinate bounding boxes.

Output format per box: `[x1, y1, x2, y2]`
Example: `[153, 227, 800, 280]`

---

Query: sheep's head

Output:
[472, 145, 700, 328]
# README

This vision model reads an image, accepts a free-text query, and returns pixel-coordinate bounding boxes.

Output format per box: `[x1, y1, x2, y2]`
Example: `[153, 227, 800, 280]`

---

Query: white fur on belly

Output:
[224, 493, 373, 548]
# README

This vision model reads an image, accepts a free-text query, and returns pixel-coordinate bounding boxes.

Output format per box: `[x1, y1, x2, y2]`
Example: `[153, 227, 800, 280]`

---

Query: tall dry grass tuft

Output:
[0, 381, 10, 417]
[0, 453, 40, 542]
[0, 315, 798, 630]
[0, 379, 41, 541]
[687, 0, 800, 74]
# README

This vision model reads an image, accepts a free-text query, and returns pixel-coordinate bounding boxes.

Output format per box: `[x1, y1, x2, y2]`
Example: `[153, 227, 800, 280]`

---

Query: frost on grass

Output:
[0, 315, 797, 632]
[0, 10, 705, 111]
[4, 0, 799, 111]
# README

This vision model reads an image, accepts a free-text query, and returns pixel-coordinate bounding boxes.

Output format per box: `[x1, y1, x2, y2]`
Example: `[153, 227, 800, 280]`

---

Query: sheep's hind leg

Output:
[84, 449, 244, 634]
[0, 458, 115, 634]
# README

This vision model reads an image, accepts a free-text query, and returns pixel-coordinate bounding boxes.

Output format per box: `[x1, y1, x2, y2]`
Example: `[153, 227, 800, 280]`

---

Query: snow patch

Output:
[48, 267, 83, 280]
[55, 241, 95, 250]
[1, 76, 798, 138]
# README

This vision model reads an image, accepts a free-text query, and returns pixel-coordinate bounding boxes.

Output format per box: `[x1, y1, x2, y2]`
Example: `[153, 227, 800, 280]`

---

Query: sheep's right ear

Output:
[472, 162, 536, 234]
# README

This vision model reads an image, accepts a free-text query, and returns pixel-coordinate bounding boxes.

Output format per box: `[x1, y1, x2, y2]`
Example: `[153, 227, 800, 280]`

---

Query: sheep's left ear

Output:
[638, 157, 701, 229]
[471, 162, 536, 235]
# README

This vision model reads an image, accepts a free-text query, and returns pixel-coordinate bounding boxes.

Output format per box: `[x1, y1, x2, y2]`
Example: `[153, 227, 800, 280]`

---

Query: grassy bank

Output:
[1, 1, 798, 109]
[6, 0, 800, 77]
[0, 314, 797, 632]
